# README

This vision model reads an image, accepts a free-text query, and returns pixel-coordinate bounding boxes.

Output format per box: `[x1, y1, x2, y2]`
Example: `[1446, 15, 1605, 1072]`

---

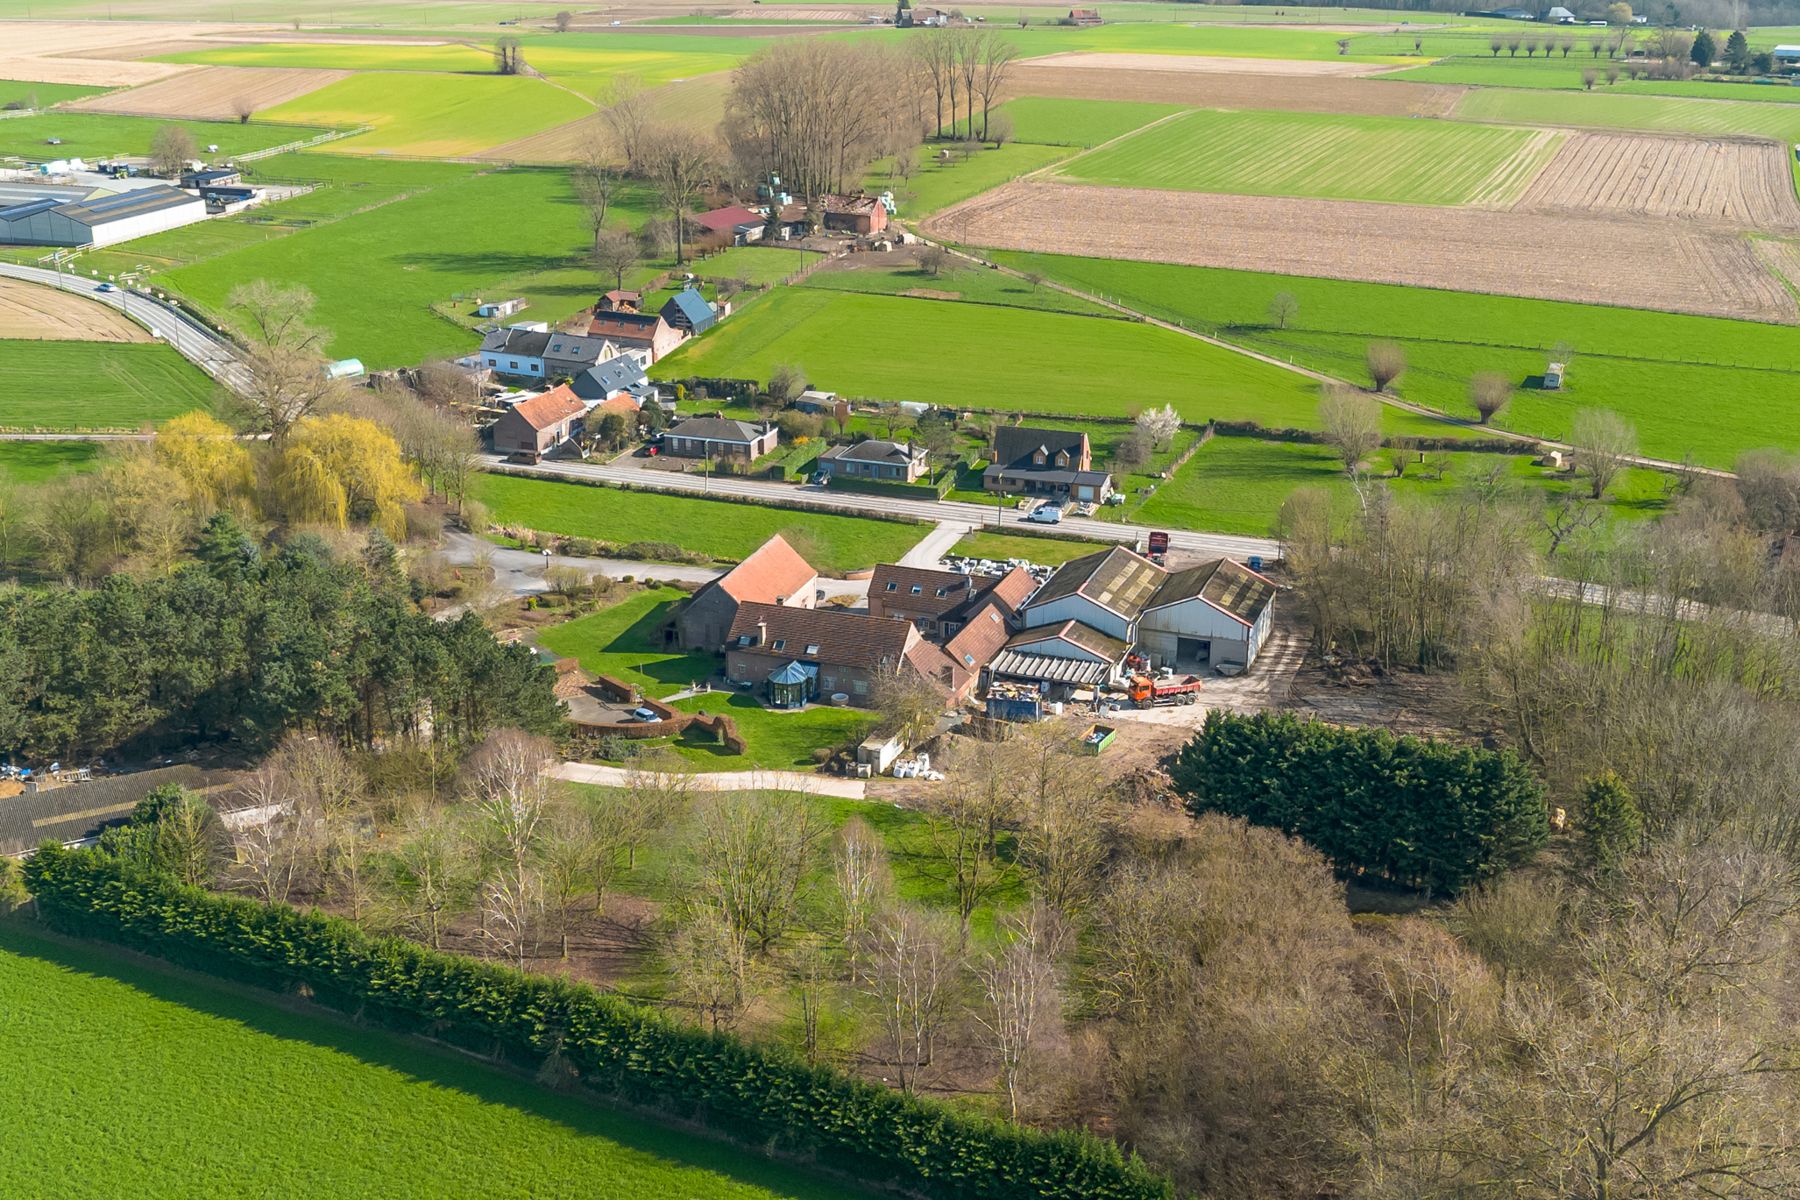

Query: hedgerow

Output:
[1171, 711, 1548, 897]
[22, 845, 1172, 1200]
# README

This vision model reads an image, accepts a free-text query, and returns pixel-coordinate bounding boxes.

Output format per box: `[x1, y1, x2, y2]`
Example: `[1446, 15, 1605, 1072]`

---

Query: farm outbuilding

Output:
[0, 183, 205, 248]
[1135, 558, 1278, 674]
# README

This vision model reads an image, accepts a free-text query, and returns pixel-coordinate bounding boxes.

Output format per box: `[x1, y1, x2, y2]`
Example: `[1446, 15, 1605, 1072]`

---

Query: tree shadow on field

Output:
[0, 921, 867, 1200]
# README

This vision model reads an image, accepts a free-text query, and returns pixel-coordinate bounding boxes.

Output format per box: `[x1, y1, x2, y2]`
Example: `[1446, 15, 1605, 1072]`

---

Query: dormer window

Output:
[1032, 448, 1046, 465]
[772, 639, 786, 651]
[1055, 450, 1070, 467]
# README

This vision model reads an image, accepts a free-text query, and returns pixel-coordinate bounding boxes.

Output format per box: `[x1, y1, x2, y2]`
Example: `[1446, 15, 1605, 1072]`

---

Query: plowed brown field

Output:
[68, 66, 348, 121]
[0, 20, 268, 86]
[1006, 67, 1464, 118]
[0, 280, 147, 342]
[1516, 132, 1800, 230]
[929, 180, 1797, 324]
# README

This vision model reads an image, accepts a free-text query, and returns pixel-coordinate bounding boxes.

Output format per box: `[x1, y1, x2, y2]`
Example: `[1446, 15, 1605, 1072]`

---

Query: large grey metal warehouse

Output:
[0, 184, 206, 248]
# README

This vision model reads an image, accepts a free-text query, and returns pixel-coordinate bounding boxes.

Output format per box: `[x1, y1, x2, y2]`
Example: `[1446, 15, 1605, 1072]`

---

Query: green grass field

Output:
[259, 72, 594, 156]
[0, 441, 104, 484]
[801, 259, 1112, 317]
[885, 142, 1071, 218]
[0, 923, 864, 1200]
[1454, 85, 1800, 141]
[950, 96, 1183, 148]
[0, 341, 215, 431]
[991, 251, 1800, 467]
[0, 80, 107, 108]
[1137, 434, 1668, 538]
[473, 473, 925, 576]
[160, 41, 500, 72]
[694, 245, 818, 286]
[1056, 108, 1563, 205]
[653, 287, 1452, 436]
[667, 693, 878, 771]
[161, 158, 608, 367]
[1387, 52, 1800, 102]
[0, 112, 328, 160]
[538, 586, 714, 699]
[950, 530, 1113, 565]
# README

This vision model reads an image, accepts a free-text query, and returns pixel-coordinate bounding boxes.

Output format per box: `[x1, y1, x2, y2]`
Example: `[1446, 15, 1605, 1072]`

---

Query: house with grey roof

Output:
[817, 438, 929, 483]
[570, 354, 659, 407]
[983, 425, 1112, 504]
[479, 326, 553, 381]
[663, 416, 777, 461]
[541, 331, 619, 380]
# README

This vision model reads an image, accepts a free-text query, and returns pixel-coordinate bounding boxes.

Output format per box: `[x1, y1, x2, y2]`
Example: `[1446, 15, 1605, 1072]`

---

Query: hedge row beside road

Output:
[23, 845, 1173, 1200]
[1172, 711, 1548, 897]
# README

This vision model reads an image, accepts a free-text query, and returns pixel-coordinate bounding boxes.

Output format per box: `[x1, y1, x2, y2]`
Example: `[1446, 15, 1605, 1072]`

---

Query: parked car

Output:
[629, 706, 660, 722]
[1025, 505, 1064, 525]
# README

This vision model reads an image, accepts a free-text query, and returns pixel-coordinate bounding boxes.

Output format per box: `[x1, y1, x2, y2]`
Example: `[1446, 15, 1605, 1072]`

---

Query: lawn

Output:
[0, 440, 103, 484]
[669, 693, 878, 771]
[1453, 85, 1800, 142]
[693, 245, 819, 287]
[801, 259, 1113, 317]
[990, 251, 1800, 467]
[1137, 434, 1669, 539]
[0, 341, 216, 430]
[538, 586, 714, 699]
[1056, 107, 1563, 205]
[0, 923, 867, 1200]
[0, 80, 107, 107]
[472, 473, 926, 576]
[653, 287, 1453, 435]
[259, 72, 595, 157]
[160, 159, 610, 368]
[0, 112, 328, 160]
[950, 530, 1114, 565]
[883, 142, 1072, 219]
[947, 96, 1184, 148]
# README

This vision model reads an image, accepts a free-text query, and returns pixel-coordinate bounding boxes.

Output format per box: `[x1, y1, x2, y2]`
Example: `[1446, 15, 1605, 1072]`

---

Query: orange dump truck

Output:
[1128, 673, 1204, 708]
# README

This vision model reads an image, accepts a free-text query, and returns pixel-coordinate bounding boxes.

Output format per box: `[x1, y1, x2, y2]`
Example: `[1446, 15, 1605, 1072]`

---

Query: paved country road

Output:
[482, 454, 1286, 563]
[0, 260, 249, 395]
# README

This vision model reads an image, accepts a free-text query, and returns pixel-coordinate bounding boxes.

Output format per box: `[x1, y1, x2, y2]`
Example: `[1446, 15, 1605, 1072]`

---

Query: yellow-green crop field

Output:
[261, 72, 594, 156]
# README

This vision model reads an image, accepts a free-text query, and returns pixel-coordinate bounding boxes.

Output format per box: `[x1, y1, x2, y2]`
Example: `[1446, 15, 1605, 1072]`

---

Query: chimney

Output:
[755, 619, 768, 646]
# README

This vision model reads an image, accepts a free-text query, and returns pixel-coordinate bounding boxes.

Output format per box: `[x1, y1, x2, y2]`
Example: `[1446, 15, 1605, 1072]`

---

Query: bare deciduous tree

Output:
[863, 903, 961, 1094]
[639, 124, 717, 266]
[833, 816, 891, 977]
[467, 729, 556, 968]
[1366, 340, 1407, 393]
[150, 124, 197, 177]
[599, 75, 651, 174]
[975, 904, 1064, 1120]
[1570, 407, 1636, 499]
[1268, 290, 1299, 329]
[1319, 385, 1383, 479]
[1469, 372, 1512, 424]
[690, 790, 827, 954]
[592, 224, 640, 292]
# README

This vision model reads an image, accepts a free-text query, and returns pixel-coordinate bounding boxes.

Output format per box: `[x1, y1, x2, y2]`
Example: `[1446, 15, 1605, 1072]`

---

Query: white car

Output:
[1025, 506, 1064, 525]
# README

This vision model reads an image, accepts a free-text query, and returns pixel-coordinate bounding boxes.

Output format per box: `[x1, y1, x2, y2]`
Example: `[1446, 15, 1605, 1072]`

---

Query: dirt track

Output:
[1516, 131, 1800, 231]
[928, 180, 1797, 325]
[1004, 66, 1465, 118]
[68, 65, 349, 121]
[1017, 50, 1398, 78]
[0, 279, 147, 342]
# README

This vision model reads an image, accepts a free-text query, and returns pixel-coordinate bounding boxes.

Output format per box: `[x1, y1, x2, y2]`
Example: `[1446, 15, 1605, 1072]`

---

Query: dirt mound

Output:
[929, 179, 1798, 325]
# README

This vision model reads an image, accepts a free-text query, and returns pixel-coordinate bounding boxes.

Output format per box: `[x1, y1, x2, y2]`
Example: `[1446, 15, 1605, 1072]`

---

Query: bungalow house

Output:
[1068, 7, 1102, 24]
[691, 203, 765, 247]
[821, 192, 889, 236]
[541, 331, 618, 380]
[796, 389, 845, 417]
[490, 383, 589, 460]
[663, 416, 778, 461]
[585, 309, 686, 363]
[816, 438, 929, 483]
[677, 533, 818, 649]
[982, 424, 1112, 504]
[570, 354, 658, 407]
[659, 287, 718, 336]
[869, 563, 1035, 638]
[725, 602, 966, 707]
[478, 326, 553, 381]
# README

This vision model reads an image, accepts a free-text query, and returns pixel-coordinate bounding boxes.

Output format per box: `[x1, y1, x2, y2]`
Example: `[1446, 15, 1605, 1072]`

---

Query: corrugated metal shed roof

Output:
[987, 648, 1112, 686]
